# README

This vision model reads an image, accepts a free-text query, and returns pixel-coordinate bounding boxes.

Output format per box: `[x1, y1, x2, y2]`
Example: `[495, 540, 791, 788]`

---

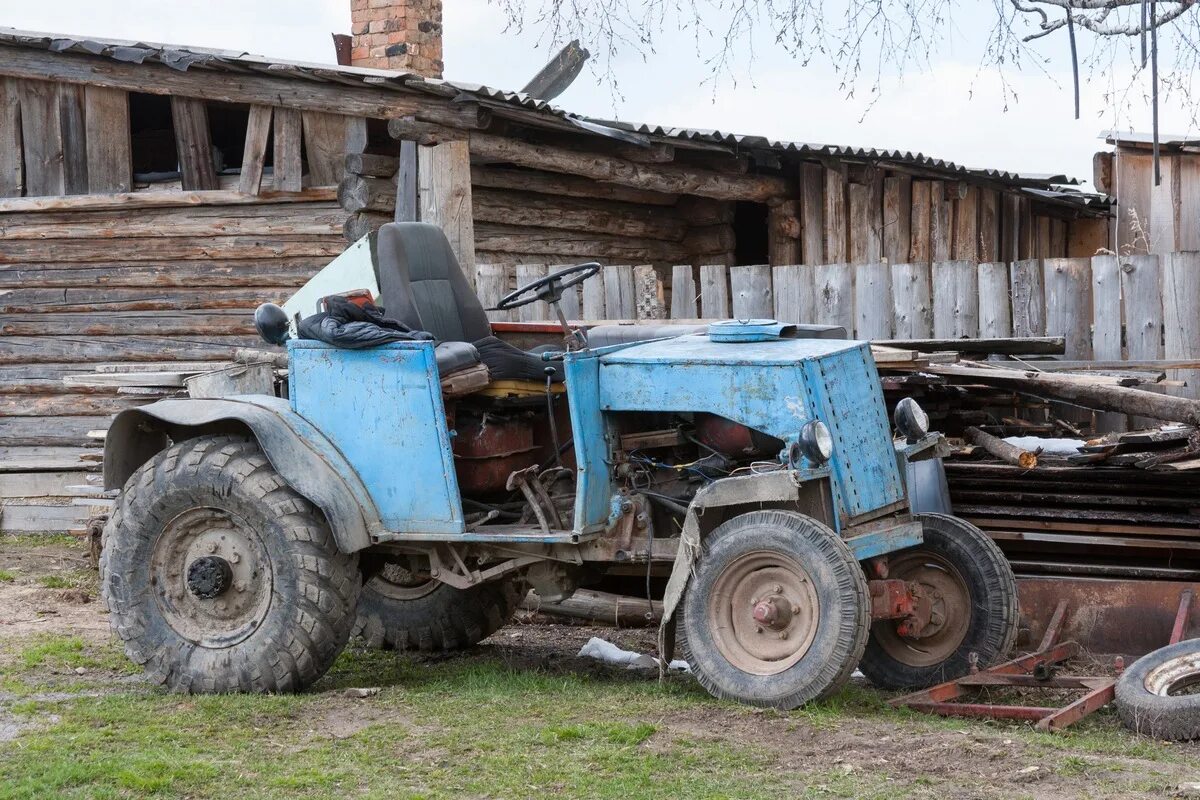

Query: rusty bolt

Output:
[207, 542, 218, 554]
[229, 552, 241, 564]
[774, 584, 783, 594]
[791, 604, 801, 615]
[620, 500, 634, 514]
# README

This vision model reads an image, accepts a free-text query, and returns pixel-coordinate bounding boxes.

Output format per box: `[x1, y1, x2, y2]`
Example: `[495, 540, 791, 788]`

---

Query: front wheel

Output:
[101, 435, 361, 693]
[678, 510, 869, 709]
[858, 513, 1018, 691]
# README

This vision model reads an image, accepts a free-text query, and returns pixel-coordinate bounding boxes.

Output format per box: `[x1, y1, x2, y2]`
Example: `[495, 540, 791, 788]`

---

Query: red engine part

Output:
[693, 413, 783, 459]
[453, 412, 539, 494]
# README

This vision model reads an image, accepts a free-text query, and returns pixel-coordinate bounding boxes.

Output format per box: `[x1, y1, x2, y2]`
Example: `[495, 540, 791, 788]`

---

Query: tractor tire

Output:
[353, 565, 521, 651]
[1115, 639, 1200, 740]
[678, 510, 870, 709]
[100, 435, 360, 693]
[858, 513, 1018, 691]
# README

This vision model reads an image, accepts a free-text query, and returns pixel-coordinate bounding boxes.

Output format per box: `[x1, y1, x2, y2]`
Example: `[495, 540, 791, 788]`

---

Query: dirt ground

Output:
[3, 537, 1200, 799]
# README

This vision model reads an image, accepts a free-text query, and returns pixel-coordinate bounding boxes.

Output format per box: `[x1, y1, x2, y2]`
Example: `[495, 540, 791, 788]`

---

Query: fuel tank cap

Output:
[707, 319, 792, 343]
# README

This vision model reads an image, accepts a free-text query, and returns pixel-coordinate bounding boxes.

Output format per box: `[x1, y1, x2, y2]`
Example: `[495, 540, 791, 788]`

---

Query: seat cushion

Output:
[434, 341, 482, 376]
[472, 336, 563, 382]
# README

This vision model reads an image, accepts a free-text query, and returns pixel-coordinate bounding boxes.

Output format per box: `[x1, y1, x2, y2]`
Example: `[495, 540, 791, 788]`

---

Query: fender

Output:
[103, 396, 383, 553]
[657, 469, 835, 665]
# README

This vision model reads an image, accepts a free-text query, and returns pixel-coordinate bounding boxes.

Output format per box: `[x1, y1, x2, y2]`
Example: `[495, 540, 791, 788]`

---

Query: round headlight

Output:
[799, 420, 834, 464]
[894, 397, 929, 442]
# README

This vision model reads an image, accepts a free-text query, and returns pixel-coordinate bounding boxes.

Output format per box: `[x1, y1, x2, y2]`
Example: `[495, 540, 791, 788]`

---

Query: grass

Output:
[0, 569, 15, 582]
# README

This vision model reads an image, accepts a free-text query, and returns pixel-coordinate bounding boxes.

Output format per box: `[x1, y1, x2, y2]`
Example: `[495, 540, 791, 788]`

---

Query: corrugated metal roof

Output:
[1103, 129, 1200, 148]
[0, 27, 1108, 208]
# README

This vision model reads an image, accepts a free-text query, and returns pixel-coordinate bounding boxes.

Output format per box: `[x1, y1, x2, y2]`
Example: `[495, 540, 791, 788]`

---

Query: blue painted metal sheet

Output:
[563, 351, 611, 532]
[289, 341, 464, 535]
[844, 520, 924, 561]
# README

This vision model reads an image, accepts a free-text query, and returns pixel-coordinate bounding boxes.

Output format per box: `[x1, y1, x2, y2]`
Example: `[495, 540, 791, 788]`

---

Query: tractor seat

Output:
[375, 222, 562, 382]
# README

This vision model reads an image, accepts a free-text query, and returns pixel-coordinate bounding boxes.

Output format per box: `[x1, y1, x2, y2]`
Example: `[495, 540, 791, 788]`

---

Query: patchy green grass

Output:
[14, 634, 138, 676]
[0, 534, 81, 549]
[0, 569, 15, 582]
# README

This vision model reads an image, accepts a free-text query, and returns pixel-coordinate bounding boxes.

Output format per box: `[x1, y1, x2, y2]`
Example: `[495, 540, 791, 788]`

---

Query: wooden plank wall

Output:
[1109, 146, 1200, 255]
[0, 193, 347, 460]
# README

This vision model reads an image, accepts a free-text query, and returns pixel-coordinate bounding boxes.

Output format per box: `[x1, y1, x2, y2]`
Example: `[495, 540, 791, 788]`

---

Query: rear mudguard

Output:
[103, 396, 384, 553]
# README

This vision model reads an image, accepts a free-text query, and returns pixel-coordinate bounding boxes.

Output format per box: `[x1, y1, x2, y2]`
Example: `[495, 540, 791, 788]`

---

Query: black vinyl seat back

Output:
[375, 222, 492, 343]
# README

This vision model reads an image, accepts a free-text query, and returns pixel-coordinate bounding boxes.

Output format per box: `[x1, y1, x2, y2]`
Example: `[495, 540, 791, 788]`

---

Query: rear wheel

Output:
[354, 562, 521, 651]
[858, 513, 1018, 690]
[678, 510, 869, 709]
[101, 435, 360, 693]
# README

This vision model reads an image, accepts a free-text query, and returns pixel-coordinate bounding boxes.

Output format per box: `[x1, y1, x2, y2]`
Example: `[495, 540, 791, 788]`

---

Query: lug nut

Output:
[791, 605, 801, 615]
[207, 542, 218, 554]
[229, 552, 241, 564]
[773, 584, 783, 594]
[779, 631, 789, 640]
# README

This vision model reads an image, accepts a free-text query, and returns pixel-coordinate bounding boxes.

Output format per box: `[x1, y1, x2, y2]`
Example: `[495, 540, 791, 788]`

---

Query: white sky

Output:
[3, 0, 1194, 188]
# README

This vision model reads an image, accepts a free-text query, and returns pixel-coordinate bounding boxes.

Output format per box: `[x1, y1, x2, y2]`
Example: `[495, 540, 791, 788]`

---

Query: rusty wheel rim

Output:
[874, 551, 971, 667]
[1145, 653, 1200, 697]
[150, 507, 273, 649]
[370, 562, 439, 601]
[707, 550, 821, 676]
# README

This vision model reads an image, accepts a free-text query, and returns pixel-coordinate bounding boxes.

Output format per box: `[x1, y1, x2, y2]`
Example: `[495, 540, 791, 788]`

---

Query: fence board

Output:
[813, 263, 853, 333]
[475, 263, 512, 322]
[977, 261, 1012, 339]
[855, 262, 892, 339]
[1043, 258, 1094, 360]
[700, 264, 730, 318]
[670, 265, 698, 319]
[558, 266, 581, 319]
[1121, 254, 1162, 361]
[773, 264, 814, 326]
[582, 268, 605, 319]
[635, 264, 665, 320]
[515, 264, 548, 322]
[730, 264, 773, 318]
[1010, 258, 1045, 337]
[1090, 254, 1125, 430]
[932, 260, 979, 339]
[891, 262, 933, 339]
[1163, 251, 1200, 399]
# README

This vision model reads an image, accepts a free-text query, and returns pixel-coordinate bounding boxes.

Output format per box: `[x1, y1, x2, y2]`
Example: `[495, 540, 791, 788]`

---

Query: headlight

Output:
[798, 420, 834, 464]
[894, 397, 929, 442]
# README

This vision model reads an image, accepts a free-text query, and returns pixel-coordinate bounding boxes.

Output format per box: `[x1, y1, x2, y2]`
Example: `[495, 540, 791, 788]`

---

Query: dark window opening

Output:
[128, 93, 177, 179]
[207, 102, 252, 174]
[733, 202, 769, 265]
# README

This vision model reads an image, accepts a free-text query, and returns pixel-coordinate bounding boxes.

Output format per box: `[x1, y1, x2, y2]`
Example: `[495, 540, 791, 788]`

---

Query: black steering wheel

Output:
[493, 262, 601, 311]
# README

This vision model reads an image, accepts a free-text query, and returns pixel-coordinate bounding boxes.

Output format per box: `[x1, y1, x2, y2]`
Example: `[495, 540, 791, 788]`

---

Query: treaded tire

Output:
[858, 513, 1018, 691]
[100, 435, 360, 693]
[678, 510, 870, 709]
[1116, 639, 1200, 740]
[353, 573, 521, 651]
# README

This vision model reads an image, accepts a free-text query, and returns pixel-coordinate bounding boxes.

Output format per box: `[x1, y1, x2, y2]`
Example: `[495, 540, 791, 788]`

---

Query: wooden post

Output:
[855, 262, 892, 339]
[1163, 251, 1200, 399]
[799, 163, 824, 265]
[1043, 258, 1094, 360]
[171, 96, 218, 191]
[83, 86, 131, 194]
[418, 140, 476, 285]
[824, 166, 849, 264]
[773, 264, 814, 326]
[890, 262, 934, 339]
[238, 105, 272, 195]
[1010, 259, 1045, 337]
[670, 265, 698, 319]
[0, 78, 21, 197]
[395, 140, 418, 222]
[767, 200, 800, 266]
[932, 260, 979, 339]
[730, 264, 773, 318]
[272, 106, 303, 192]
[977, 261, 1012, 339]
[700, 264, 730, 318]
[813, 263, 853, 333]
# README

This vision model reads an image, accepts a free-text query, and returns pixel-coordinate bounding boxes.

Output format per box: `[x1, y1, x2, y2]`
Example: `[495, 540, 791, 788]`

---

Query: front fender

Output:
[103, 396, 382, 553]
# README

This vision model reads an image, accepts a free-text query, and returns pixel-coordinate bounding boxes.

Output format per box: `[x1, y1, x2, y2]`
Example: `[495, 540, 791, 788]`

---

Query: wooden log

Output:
[824, 166, 849, 263]
[977, 261, 1012, 339]
[0, 257, 327, 289]
[799, 162, 825, 264]
[466, 132, 791, 202]
[238, 104, 272, 195]
[813, 263, 853, 332]
[890, 262, 933, 339]
[909, 181, 932, 262]
[1010, 258, 1045, 337]
[635, 264, 666, 320]
[883, 175, 912, 265]
[0, 187, 337, 213]
[59, 84, 88, 195]
[170, 97, 217, 191]
[1042, 257, 1093, 360]
[345, 152, 399, 179]
[930, 181, 951, 262]
[683, 225, 736, 256]
[470, 165, 677, 206]
[0, 286, 289, 313]
[932, 260, 979, 339]
[730, 264, 772, 319]
[0, 393, 150, 417]
[699, 264, 730, 318]
[0, 335, 260, 364]
[772, 264, 814, 326]
[301, 111, 347, 187]
[0, 78, 21, 197]
[19, 79, 65, 196]
[0, 208, 345, 240]
[0, 311, 254, 336]
[854, 262, 892, 340]
[344, 210, 391, 241]
[670, 265, 698, 319]
[602, 265, 637, 320]
[767, 200, 800, 266]
[0, 446, 95, 472]
[339, 174, 396, 214]
[0, 503, 90, 533]
[0, 235, 344, 264]
[272, 107, 303, 192]
[882, 337, 1064, 355]
[419, 140, 475, 283]
[514, 264, 549, 322]
[83, 86, 131, 193]
[0, 471, 92, 499]
[0, 416, 112, 447]
[473, 189, 689, 241]
[965, 426, 1038, 469]
[522, 588, 661, 627]
[1162, 251, 1200, 399]
[474, 224, 690, 264]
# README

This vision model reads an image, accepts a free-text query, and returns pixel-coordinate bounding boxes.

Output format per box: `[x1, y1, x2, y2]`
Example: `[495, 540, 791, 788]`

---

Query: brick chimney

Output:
[350, 0, 444, 78]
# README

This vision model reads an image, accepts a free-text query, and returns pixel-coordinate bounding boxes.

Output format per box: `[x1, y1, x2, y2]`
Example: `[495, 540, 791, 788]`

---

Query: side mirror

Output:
[254, 303, 291, 346]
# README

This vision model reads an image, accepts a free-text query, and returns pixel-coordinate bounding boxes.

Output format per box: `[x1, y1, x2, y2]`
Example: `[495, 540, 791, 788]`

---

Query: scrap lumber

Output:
[521, 588, 662, 627]
[879, 336, 1065, 355]
[965, 426, 1038, 469]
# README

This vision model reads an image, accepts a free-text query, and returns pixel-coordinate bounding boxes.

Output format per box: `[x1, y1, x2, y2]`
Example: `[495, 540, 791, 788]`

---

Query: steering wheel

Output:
[493, 262, 601, 311]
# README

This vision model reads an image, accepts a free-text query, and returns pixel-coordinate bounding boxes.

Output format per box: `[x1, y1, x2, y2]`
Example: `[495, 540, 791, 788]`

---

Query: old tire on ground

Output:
[353, 564, 521, 651]
[100, 435, 360, 693]
[678, 510, 869, 709]
[858, 513, 1018, 691]
[1115, 640, 1200, 740]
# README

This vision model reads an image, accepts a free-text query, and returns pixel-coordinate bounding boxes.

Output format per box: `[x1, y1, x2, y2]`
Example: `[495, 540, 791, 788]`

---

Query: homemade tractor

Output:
[100, 222, 1018, 707]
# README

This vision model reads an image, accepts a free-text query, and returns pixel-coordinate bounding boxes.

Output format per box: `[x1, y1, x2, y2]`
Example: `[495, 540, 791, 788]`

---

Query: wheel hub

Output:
[150, 507, 273, 649]
[751, 594, 794, 630]
[186, 556, 233, 599]
[874, 552, 971, 667]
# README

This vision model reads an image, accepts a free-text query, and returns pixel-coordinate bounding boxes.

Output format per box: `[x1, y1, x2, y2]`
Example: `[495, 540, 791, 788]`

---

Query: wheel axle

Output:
[186, 556, 233, 600]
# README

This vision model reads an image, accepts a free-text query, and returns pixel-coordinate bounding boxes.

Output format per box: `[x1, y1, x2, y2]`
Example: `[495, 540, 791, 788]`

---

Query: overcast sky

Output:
[4, 0, 1192, 187]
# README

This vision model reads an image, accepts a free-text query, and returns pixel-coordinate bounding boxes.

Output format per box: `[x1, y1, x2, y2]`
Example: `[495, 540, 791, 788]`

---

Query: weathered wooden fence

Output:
[476, 253, 1200, 399]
